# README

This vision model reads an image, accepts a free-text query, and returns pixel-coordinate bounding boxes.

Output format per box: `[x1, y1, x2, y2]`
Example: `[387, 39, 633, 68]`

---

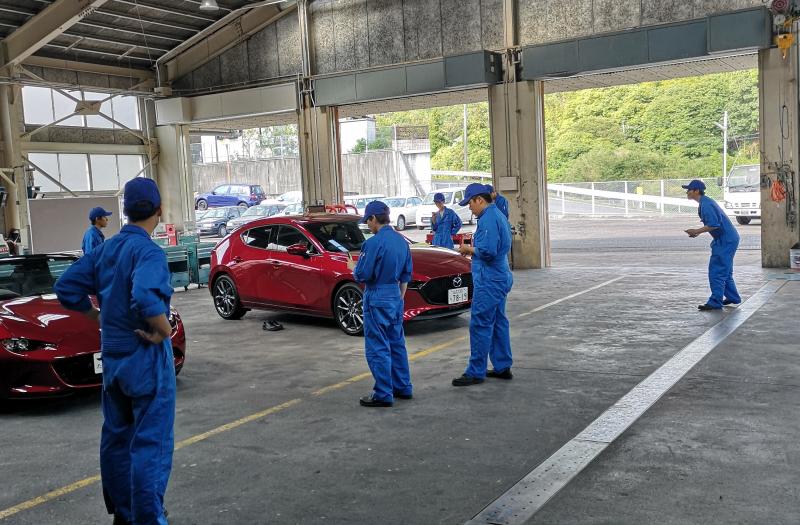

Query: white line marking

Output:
[467, 279, 785, 525]
[517, 276, 625, 318]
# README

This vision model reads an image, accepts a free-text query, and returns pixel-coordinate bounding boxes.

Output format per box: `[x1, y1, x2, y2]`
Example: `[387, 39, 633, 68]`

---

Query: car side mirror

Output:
[287, 243, 309, 257]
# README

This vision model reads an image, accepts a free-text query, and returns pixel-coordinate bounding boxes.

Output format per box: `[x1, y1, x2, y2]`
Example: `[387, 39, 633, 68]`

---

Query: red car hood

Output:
[408, 245, 471, 279]
[0, 294, 100, 345]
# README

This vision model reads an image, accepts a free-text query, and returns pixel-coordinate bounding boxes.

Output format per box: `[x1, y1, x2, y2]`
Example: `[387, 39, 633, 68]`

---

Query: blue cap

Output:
[89, 206, 112, 222]
[681, 180, 706, 191]
[458, 183, 491, 206]
[361, 200, 390, 223]
[123, 177, 161, 215]
[433, 192, 445, 203]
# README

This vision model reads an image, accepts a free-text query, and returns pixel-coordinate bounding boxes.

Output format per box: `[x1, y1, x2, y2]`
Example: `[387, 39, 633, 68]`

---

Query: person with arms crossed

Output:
[55, 178, 176, 525]
[430, 192, 463, 249]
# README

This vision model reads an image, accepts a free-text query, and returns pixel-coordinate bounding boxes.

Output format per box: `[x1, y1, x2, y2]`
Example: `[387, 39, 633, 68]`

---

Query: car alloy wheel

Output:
[196, 199, 208, 211]
[213, 276, 246, 320]
[334, 283, 364, 336]
[218, 225, 227, 237]
[396, 215, 406, 231]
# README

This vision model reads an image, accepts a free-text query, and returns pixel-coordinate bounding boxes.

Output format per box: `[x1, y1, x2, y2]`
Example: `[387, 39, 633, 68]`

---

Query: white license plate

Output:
[93, 352, 103, 374]
[448, 287, 468, 304]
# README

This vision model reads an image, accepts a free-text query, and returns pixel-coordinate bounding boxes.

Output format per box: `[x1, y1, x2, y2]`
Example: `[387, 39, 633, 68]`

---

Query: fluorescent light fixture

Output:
[199, 0, 219, 11]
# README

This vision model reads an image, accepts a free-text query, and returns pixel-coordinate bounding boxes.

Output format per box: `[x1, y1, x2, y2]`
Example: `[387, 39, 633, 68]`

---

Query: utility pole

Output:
[463, 104, 468, 172]
[715, 111, 729, 187]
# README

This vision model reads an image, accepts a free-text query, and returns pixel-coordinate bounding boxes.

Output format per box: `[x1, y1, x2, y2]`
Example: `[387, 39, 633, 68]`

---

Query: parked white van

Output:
[415, 188, 474, 230]
[344, 194, 385, 215]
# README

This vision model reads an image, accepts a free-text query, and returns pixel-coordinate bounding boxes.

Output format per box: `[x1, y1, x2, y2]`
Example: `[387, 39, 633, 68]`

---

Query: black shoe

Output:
[112, 516, 130, 525]
[359, 394, 393, 407]
[698, 304, 721, 311]
[394, 392, 413, 400]
[486, 368, 513, 380]
[452, 374, 484, 387]
[723, 299, 740, 306]
[262, 320, 284, 331]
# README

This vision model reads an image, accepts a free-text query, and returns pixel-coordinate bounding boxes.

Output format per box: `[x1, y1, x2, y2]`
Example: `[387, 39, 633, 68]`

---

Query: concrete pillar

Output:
[489, 80, 551, 269]
[0, 84, 31, 250]
[297, 94, 342, 206]
[153, 124, 194, 232]
[759, 47, 800, 267]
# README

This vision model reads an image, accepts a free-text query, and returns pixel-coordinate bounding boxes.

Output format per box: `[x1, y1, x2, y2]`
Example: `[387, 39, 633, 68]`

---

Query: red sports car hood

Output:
[0, 294, 100, 344]
[408, 245, 471, 279]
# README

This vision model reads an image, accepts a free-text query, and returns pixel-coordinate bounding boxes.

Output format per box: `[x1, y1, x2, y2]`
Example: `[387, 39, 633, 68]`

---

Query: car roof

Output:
[236, 213, 360, 229]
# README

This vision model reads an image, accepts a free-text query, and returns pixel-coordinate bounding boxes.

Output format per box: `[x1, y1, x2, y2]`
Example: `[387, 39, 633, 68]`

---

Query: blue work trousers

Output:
[465, 281, 513, 379]
[363, 289, 412, 402]
[707, 240, 741, 308]
[100, 340, 176, 525]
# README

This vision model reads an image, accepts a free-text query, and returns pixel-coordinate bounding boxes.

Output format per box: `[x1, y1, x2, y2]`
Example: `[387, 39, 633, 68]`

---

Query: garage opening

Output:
[543, 64, 762, 268]
[336, 90, 490, 239]
[190, 119, 301, 239]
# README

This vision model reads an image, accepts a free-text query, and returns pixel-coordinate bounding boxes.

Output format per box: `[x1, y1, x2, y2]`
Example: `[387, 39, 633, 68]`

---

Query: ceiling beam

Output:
[163, 3, 292, 83]
[23, 55, 154, 80]
[1, 0, 111, 69]
[110, 0, 220, 24]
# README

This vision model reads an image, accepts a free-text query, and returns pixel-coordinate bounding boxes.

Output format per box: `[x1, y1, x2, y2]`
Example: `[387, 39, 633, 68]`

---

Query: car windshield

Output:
[305, 220, 366, 252]
[384, 198, 405, 207]
[0, 256, 76, 299]
[204, 208, 229, 219]
[242, 206, 270, 217]
[423, 192, 452, 204]
[727, 166, 759, 188]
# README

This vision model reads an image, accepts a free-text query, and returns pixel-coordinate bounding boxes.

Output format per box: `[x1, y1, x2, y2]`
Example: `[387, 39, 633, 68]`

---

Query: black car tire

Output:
[213, 275, 247, 320]
[196, 199, 208, 211]
[417, 225, 425, 230]
[396, 215, 406, 231]
[333, 283, 364, 336]
[217, 224, 227, 237]
[736, 216, 752, 225]
[238, 202, 249, 210]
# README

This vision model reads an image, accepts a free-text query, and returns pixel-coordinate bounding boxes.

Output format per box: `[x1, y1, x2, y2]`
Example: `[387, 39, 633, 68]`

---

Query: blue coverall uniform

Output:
[465, 203, 514, 379]
[55, 225, 175, 525]
[353, 225, 414, 402]
[494, 194, 510, 220]
[698, 195, 741, 308]
[82, 225, 105, 254]
[431, 207, 463, 249]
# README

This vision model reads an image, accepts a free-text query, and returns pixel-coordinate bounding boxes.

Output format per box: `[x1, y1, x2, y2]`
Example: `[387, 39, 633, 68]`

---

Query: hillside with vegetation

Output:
[367, 70, 759, 182]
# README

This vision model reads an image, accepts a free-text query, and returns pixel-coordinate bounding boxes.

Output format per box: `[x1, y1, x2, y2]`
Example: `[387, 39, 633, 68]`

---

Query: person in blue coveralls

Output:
[349, 200, 414, 407]
[453, 183, 514, 386]
[83, 206, 113, 254]
[683, 179, 742, 311]
[430, 192, 462, 249]
[55, 178, 175, 525]
[487, 185, 509, 220]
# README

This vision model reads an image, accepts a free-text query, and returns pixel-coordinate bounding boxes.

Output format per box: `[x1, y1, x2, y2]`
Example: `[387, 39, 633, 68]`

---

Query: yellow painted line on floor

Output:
[0, 280, 614, 521]
[0, 475, 101, 520]
[517, 276, 624, 318]
[175, 398, 303, 450]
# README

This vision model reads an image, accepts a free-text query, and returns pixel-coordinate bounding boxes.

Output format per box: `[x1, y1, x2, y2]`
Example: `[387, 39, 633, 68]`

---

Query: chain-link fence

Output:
[548, 178, 725, 217]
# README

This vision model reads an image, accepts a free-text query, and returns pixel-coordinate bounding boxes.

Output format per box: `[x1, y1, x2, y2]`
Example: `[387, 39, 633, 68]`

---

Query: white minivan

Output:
[415, 188, 474, 230]
[344, 194, 385, 215]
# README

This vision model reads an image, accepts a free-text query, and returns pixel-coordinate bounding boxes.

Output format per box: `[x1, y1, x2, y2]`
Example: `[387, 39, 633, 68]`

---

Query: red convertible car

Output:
[0, 254, 186, 400]
[209, 213, 473, 335]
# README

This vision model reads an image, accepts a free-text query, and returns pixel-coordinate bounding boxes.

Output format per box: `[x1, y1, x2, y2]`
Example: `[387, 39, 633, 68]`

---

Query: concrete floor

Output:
[1, 218, 797, 525]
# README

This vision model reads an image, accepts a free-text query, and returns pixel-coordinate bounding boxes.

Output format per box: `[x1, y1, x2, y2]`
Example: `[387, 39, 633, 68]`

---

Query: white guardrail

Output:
[548, 181, 699, 217]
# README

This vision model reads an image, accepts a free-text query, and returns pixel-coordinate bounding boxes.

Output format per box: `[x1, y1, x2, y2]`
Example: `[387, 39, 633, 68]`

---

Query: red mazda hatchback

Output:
[209, 213, 473, 335]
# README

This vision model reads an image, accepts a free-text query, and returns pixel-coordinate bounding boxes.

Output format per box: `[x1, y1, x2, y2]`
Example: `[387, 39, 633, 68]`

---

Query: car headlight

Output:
[168, 309, 180, 332]
[2, 338, 56, 353]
